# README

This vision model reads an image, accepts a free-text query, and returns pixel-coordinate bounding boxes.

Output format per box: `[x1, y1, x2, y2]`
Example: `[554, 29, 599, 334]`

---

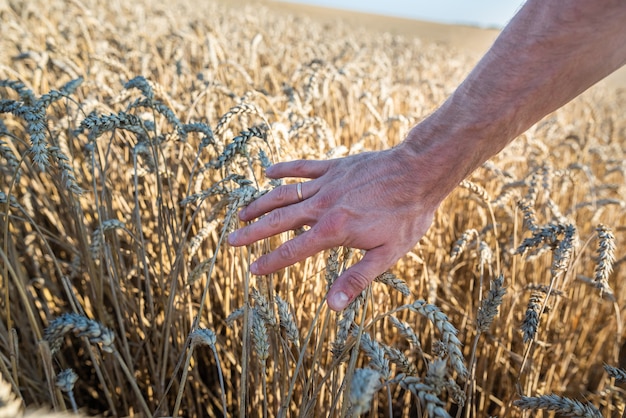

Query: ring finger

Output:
[238, 180, 317, 222]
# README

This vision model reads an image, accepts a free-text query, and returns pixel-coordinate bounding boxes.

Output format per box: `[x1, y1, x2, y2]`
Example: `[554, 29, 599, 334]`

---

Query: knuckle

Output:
[266, 209, 282, 228]
[292, 160, 310, 172]
[315, 210, 348, 237]
[275, 185, 291, 203]
[312, 191, 334, 210]
[277, 241, 299, 262]
[345, 271, 371, 292]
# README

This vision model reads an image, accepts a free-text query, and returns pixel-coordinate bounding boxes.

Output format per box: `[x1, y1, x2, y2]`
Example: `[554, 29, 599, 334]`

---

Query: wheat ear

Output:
[514, 394, 602, 418]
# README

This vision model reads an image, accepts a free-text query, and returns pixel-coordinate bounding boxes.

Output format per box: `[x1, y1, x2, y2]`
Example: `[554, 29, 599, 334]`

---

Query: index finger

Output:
[266, 159, 331, 179]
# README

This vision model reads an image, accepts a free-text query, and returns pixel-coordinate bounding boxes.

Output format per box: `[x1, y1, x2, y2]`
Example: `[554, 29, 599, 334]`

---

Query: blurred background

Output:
[277, 0, 527, 28]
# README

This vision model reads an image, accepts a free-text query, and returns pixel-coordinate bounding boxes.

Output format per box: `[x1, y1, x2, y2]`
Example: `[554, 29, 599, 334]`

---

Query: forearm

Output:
[403, 0, 626, 200]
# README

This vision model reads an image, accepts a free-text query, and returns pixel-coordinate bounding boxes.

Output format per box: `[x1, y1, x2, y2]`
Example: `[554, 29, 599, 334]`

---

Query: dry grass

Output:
[1, 0, 626, 416]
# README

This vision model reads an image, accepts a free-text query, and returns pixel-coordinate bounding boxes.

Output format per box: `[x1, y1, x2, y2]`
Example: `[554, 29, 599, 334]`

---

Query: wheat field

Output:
[1, 0, 626, 416]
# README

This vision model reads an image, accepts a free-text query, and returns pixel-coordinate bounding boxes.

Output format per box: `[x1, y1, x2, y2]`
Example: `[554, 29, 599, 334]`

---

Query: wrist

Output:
[400, 101, 505, 201]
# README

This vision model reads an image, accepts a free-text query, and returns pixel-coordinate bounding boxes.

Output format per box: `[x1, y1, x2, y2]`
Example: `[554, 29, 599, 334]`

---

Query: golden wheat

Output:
[1, 0, 625, 416]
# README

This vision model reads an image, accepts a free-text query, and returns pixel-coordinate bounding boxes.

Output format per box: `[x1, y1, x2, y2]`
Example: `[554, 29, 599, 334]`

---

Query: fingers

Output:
[237, 180, 316, 222]
[266, 159, 331, 179]
[228, 202, 311, 247]
[249, 226, 334, 275]
[238, 159, 333, 222]
[326, 248, 391, 311]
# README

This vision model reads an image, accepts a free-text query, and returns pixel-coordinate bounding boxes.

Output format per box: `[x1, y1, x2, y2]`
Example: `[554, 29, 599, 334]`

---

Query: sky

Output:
[278, 0, 526, 29]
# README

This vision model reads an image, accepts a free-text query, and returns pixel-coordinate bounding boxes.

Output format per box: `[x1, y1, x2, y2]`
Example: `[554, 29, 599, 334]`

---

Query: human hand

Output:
[228, 142, 447, 311]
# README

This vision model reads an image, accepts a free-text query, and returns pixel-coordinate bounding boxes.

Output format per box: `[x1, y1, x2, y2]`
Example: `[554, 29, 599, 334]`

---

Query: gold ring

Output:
[296, 182, 304, 202]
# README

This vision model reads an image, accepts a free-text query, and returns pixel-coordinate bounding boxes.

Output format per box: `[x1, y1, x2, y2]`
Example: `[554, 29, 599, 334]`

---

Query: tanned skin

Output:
[228, 0, 626, 311]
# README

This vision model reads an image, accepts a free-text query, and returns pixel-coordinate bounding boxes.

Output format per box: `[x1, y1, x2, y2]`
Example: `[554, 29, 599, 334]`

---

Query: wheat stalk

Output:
[55, 369, 78, 414]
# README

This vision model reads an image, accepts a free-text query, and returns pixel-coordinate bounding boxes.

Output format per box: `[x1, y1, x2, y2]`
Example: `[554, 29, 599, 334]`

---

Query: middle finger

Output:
[238, 180, 318, 221]
[228, 201, 313, 247]
[249, 222, 337, 275]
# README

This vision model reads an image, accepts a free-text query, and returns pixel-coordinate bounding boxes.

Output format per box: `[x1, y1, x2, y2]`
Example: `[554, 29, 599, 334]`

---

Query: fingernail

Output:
[250, 261, 259, 274]
[228, 231, 238, 244]
[328, 291, 349, 310]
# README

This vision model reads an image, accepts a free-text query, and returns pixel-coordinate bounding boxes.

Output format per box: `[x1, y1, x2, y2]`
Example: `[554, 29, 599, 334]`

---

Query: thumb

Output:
[327, 248, 389, 311]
